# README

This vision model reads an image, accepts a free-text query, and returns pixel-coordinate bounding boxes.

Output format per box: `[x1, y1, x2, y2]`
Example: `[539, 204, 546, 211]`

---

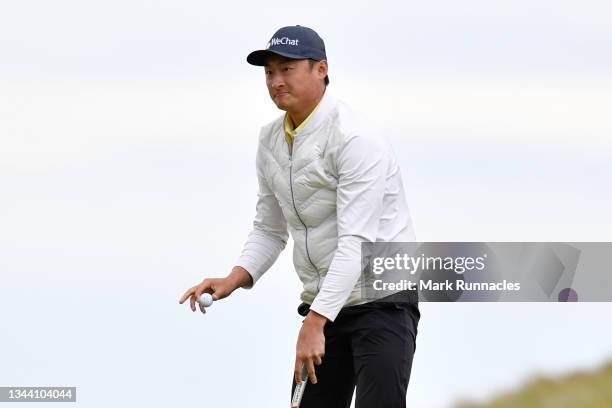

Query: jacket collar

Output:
[295, 90, 337, 137]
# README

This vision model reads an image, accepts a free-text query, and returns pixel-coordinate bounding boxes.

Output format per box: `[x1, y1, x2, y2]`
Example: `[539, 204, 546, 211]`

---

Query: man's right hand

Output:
[178, 266, 253, 314]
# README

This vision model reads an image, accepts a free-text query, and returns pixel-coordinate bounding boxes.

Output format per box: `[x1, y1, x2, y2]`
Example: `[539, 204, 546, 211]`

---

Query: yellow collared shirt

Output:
[283, 101, 321, 154]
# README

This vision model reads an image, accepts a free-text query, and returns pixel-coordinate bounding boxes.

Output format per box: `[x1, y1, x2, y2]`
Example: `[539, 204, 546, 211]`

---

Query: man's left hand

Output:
[294, 310, 328, 385]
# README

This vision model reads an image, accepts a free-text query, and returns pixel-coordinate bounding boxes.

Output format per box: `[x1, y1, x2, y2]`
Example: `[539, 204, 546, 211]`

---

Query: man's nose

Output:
[269, 74, 285, 89]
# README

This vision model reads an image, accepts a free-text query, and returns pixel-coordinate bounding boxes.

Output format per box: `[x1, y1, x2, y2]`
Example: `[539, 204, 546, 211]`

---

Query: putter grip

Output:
[290, 364, 309, 408]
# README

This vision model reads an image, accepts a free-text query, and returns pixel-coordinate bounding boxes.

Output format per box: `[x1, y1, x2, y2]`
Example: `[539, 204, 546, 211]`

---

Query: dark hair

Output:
[308, 59, 329, 86]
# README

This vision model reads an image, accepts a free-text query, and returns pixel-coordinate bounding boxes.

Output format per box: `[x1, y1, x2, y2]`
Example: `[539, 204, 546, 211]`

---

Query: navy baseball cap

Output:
[246, 25, 327, 66]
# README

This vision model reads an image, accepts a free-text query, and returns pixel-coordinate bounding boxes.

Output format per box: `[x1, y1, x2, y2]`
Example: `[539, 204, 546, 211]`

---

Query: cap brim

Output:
[246, 49, 311, 66]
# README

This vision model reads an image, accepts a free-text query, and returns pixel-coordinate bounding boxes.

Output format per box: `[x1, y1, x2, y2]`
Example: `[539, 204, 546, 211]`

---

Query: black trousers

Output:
[291, 300, 420, 408]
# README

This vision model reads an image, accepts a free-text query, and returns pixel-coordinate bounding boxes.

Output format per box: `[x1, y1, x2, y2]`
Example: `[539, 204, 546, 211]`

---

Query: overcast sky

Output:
[1, 0, 612, 79]
[1, 1, 612, 407]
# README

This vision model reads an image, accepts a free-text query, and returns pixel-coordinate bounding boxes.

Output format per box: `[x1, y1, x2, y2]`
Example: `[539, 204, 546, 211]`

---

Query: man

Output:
[179, 25, 420, 407]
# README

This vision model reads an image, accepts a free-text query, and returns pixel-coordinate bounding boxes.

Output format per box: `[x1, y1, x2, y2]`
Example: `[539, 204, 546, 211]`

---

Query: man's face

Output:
[264, 54, 327, 112]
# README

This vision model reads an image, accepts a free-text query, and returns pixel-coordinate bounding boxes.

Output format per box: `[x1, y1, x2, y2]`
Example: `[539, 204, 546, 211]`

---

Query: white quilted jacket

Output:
[236, 91, 415, 321]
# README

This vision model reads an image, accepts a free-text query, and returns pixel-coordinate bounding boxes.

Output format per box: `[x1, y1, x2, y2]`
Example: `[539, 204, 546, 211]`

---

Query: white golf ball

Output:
[198, 293, 213, 307]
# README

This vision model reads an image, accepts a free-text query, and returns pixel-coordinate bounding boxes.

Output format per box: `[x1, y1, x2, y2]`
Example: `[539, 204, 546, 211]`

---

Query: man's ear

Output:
[318, 60, 328, 79]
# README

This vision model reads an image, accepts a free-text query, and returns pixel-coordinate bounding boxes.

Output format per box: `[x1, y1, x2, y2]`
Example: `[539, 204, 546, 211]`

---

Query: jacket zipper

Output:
[289, 150, 322, 290]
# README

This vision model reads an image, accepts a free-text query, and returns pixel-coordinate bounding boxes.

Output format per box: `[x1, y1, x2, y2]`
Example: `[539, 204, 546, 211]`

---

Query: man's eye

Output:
[283, 67, 293, 71]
